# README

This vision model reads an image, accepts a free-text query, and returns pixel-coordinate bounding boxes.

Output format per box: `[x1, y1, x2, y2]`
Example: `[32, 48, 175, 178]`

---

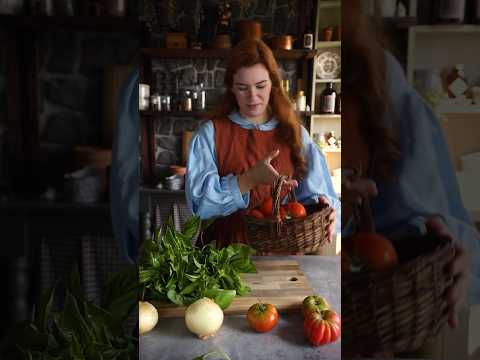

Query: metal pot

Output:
[105, 0, 126, 17]
[271, 35, 295, 50]
[236, 20, 263, 42]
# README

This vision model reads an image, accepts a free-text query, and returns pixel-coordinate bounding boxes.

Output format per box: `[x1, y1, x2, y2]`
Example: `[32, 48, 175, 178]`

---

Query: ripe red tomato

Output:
[285, 202, 307, 218]
[304, 309, 341, 346]
[344, 232, 398, 272]
[302, 295, 330, 317]
[246, 303, 279, 333]
[260, 198, 273, 217]
[248, 208, 265, 219]
[279, 206, 288, 220]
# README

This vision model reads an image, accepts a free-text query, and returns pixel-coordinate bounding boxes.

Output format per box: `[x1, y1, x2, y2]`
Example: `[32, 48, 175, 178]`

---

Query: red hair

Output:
[209, 39, 307, 179]
[343, 0, 401, 179]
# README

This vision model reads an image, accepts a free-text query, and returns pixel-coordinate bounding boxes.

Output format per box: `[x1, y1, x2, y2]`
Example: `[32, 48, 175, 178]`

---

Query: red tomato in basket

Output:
[304, 309, 341, 346]
[279, 206, 288, 220]
[260, 198, 273, 217]
[343, 232, 398, 272]
[247, 208, 264, 219]
[285, 202, 307, 219]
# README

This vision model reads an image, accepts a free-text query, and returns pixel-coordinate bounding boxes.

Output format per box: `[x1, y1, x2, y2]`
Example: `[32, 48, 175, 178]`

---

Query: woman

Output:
[186, 39, 339, 249]
[342, 0, 479, 356]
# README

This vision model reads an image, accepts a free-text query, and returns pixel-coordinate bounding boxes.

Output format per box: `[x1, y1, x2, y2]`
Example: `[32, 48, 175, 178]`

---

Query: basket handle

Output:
[345, 167, 376, 233]
[271, 175, 295, 222]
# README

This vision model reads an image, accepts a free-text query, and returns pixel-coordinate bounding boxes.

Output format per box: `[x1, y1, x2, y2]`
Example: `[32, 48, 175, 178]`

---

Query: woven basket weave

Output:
[342, 193, 455, 353]
[244, 176, 333, 253]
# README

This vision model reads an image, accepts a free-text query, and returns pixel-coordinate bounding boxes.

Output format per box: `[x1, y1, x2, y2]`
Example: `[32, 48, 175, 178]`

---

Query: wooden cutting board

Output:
[153, 259, 314, 318]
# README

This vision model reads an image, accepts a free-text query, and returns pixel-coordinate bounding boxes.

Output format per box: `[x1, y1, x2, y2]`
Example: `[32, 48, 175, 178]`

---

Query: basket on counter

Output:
[244, 175, 334, 253]
[341, 195, 455, 354]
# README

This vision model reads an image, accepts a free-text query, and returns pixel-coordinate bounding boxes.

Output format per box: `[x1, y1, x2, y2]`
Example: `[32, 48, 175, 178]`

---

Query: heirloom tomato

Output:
[302, 295, 330, 317]
[303, 309, 341, 346]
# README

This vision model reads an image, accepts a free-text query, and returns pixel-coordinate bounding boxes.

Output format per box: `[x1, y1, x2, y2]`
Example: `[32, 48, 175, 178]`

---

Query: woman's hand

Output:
[238, 149, 298, 193]
[318, 196, 336, 243]
[426, 217, 470, 329]
[342, 174, 378, 200]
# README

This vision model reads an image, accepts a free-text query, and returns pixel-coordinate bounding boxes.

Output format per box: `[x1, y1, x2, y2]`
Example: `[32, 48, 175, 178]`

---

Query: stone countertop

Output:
[140, 255, 341, 360]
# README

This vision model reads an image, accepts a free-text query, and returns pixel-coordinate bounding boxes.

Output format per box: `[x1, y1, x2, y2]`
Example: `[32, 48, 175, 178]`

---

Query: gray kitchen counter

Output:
[140, 255, 341, 360]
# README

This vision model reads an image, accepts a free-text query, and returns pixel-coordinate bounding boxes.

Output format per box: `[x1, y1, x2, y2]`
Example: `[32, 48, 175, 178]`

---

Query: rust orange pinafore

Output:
[201, 117, 296, 247]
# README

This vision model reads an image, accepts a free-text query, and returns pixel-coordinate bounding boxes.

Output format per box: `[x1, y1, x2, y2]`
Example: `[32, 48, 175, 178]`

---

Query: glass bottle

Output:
[435, 0, 466, 23]
[296, 90, 307, 112]
[320, 83, 337, 114]
[473, 0, 480, 23]
[335, 92, 341, 114]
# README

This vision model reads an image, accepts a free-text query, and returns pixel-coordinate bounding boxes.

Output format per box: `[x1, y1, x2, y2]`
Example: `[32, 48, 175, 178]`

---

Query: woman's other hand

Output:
[342, 175, 378, 201]
[318, 196, 336, 243]
[426, 217, 470, 329]
[238, 149, 298, 193]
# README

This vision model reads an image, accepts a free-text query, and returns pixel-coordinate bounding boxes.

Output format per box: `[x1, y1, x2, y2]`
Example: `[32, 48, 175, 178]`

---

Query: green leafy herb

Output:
[139, 216, 256, 309]
[0, 265, 138, 360]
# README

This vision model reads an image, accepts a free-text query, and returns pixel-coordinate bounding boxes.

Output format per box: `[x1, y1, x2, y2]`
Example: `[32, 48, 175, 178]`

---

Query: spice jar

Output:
[303, 31, 313, 49]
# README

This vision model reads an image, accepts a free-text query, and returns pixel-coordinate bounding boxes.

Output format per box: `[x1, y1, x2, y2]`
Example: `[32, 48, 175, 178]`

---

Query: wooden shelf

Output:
[316, 78, 341, 83]
[381, 17, 418, 29]
[316, 41, 341, 48]
[0, 14, 143, 33]
[312, 114, 341, 119]
[141, 48, 317, 60]
[410, 25, 480, 34]
[434, 103, 480, 115]
[322, 147, 341, 153]
[140, 110, 211, 119]
[318, 1, 341, 8]
[140, 110, 315, 118]
[140, 187, 185, 196]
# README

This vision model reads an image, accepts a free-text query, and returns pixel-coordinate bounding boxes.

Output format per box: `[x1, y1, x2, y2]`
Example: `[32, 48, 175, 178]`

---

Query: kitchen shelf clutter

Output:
[1, 11, 142, 198]
[407, 25, 480, 115]
[141, 47, 317, 60]
[310, 0, 341, 177]
[138, 1, 326, 185]
[0, 14, 143, 33]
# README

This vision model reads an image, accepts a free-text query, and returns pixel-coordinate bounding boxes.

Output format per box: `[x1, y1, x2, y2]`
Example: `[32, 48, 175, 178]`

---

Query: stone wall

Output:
[151, 58, 298, 169]
[151, 0, 303, 46]
[39, 32, 138, 146]
[35, 31, 138, 189]
[150, 0, 305, 171]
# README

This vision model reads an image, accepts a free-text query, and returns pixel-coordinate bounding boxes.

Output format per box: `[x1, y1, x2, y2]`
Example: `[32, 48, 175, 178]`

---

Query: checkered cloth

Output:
[33, 234, 137, 335]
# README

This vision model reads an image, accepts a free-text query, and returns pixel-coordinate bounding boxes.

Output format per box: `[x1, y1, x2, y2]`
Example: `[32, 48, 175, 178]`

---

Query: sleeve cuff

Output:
[228, 174, 249, 209]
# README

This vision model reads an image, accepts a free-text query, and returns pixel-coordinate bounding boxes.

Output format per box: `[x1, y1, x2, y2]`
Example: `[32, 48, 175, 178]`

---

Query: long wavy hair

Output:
[343, 0, 401, 179]
[209, 39, 307, 180]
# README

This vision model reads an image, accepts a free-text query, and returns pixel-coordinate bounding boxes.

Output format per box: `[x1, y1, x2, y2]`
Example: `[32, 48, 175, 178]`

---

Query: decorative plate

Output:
[316, 51, 341, 79]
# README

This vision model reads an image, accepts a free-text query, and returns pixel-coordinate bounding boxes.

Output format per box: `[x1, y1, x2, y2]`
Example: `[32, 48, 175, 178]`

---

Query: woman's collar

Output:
[228, 112, 279, 130]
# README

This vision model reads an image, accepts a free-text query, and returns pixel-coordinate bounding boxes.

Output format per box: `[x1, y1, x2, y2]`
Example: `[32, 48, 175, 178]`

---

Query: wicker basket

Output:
[244, 176, 334, 253]
[342, 227, 455, 354]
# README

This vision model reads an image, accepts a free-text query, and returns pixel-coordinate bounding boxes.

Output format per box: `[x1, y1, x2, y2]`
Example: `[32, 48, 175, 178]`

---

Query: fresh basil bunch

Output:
[139, 216, 257, 310]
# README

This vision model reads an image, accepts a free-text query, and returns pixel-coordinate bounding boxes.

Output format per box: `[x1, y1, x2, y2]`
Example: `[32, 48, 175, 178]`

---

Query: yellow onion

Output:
[185, 298, 224, 339]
